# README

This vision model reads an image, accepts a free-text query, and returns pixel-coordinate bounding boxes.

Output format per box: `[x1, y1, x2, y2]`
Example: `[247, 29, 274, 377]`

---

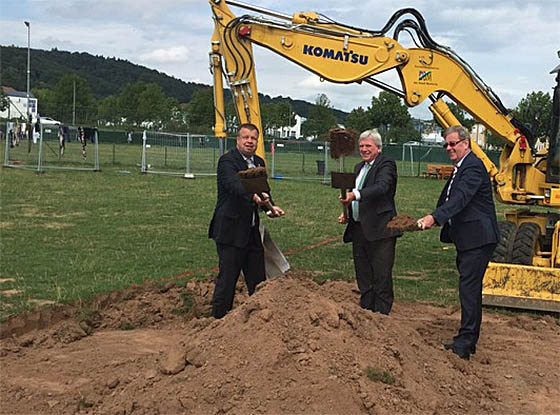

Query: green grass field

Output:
[0, 160, 509, 321]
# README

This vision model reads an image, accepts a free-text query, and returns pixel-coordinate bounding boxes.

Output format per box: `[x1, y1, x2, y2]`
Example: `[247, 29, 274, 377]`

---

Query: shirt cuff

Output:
[353, 189, 361, 200]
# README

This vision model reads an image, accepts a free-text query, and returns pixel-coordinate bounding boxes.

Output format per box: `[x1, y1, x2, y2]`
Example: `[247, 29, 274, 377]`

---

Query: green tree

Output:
[53, 74, 96, 124]
[0, 89, 9, 113]
[261, 103, 278, 135]
[166, 98, 187, 132]
[368, 91, 418, 143]
[345, 106, 370, 134]
[186, 88, 214, 134]
[118, 82, 148, 126]
[137, 83, 171, 127]
[445, 101, 476, 130]
[97, 96, 120, 126]
[368, 91, 411, 132]
[512, 91, 552, 139]
[302, 94, 338, 140]
[385, 125, 421, 143]
[261, 102, 295, 138]
[32, 88, 56, 119]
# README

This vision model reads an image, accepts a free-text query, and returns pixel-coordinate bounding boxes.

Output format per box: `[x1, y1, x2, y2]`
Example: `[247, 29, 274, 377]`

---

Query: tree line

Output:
[1, 45, 552, 143]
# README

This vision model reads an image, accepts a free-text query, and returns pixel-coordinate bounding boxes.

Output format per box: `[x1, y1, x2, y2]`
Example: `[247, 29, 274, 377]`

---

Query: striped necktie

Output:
[445, 166, 458, 202]
[352, 163, 371, 222]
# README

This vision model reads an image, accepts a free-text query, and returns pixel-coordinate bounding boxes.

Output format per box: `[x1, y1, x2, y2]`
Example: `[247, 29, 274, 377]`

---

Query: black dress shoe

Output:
[451, 346, 470, 360]
[443, 342, 476, 355]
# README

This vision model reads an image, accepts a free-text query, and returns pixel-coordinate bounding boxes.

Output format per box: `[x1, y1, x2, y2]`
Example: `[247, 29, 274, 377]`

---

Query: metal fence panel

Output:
[3, 123, 99, 172]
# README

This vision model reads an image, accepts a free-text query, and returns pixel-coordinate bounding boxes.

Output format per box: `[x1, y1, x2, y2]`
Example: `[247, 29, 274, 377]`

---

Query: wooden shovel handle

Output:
[341, 188, 349, 221]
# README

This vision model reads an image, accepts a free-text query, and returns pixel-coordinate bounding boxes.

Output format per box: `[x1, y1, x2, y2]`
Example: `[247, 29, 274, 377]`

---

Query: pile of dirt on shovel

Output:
[1, 273, 559, 415]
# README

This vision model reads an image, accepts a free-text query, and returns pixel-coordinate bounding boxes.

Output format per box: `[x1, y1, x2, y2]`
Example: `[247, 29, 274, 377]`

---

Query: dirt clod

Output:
[387, 214, 421, 232]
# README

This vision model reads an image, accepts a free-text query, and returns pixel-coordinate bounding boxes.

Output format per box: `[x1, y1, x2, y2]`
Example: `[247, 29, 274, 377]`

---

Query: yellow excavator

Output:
[208, 0, 560, 311]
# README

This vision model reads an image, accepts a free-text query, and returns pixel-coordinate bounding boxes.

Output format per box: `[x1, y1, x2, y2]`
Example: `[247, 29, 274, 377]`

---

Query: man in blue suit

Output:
[418, 125, 499, 360]
[209, 123, 284, 318]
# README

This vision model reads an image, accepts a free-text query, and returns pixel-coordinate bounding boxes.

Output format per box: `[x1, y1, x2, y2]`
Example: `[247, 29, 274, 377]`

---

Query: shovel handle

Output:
[341, 188, 349, 221]
[257, 192, 276, 214]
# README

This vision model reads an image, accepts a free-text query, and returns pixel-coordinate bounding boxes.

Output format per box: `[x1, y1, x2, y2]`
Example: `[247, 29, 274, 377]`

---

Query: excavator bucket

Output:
[483, 263, 560, 312]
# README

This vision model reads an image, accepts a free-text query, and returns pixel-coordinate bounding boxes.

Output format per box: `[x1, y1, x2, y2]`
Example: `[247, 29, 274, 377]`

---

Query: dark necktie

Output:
[445, 166, 458, 203]
[246, 157, 257, 226]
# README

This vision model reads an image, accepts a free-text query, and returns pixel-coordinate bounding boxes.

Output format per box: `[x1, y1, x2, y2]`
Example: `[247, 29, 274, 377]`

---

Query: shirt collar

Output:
[241, 153, 254, 163]
[456, 150, 470, 168]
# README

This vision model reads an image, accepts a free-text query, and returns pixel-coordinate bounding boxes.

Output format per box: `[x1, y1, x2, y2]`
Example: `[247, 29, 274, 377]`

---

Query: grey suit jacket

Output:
[343, 154, 402, 242]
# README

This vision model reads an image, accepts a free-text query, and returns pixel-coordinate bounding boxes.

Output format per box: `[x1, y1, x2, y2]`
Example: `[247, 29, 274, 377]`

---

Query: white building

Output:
[270, 114, 306, 139]
[0, 86, 38, 121]
[421, 132, 444, 146]
[471, 123, 487, 148]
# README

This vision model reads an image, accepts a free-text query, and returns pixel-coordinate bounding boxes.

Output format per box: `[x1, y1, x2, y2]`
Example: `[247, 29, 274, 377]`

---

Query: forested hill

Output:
[1, 46, 204, 102]
[1, 46, 347, 120]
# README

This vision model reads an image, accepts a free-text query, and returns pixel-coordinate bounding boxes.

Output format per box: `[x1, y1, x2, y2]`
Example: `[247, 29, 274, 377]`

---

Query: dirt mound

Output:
[1, 274, 559, 415]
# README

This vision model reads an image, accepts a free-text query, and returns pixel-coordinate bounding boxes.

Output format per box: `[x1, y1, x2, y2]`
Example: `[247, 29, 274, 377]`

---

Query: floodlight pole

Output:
[25, 21, 31, 153]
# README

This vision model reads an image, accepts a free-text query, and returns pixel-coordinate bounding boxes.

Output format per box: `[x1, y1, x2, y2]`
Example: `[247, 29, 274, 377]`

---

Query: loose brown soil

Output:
[1, 272, 559, 415]
[386, 215, 421, 232]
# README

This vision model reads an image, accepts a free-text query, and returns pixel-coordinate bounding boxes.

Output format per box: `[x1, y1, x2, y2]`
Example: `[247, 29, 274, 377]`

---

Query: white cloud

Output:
[139, 46, 190, 64]
[2, 0, 558, 119]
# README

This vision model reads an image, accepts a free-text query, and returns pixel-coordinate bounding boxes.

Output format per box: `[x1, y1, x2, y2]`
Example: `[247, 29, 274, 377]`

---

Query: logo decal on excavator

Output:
[302, 45, 369, 65]
[419, 70, 432, 81]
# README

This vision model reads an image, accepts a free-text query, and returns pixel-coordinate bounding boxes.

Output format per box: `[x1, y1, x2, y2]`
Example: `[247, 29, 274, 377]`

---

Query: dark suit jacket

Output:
[432, 151, 499, 252]
[343, 154, 402, 242]
[208, 148, 267, 248]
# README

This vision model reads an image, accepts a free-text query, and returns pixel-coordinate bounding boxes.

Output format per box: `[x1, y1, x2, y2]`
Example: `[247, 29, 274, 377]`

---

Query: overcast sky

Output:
[1, 0, 558, 119]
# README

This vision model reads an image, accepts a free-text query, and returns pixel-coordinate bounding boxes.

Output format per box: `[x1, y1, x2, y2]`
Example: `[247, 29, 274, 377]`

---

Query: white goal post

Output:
[141, 130, 222, 177]
[4, 123, 99, 173]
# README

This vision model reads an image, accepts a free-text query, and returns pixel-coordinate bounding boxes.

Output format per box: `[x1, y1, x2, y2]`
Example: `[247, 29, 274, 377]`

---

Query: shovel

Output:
[238, 167, 290, 278]
[238, 166, 275, 214]
[331, 171, 356, 221]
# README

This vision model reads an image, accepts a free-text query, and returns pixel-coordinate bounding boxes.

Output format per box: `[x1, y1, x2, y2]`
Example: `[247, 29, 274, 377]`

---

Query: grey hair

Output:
[443, 125, 470, 142]
[359, 129, 382, 149]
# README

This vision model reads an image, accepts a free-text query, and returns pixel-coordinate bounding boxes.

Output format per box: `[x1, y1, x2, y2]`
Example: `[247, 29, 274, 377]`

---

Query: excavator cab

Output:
[481, 53, 560, 312]
[546, 53, 560, 184]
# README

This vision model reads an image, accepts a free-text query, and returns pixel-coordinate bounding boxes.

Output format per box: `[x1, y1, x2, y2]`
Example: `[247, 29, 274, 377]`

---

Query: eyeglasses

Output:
[443, 138, 467, 149]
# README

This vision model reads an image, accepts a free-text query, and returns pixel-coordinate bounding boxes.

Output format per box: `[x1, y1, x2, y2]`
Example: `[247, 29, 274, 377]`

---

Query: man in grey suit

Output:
[209, 123, 284, 318]
[418, 125, 499, 360]
[339, 129, 402, 315]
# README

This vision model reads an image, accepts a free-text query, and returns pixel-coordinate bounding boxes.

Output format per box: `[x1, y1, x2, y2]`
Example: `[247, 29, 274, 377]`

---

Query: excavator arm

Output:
[209, 0, 560, 310]
[209, 0, 558, 208]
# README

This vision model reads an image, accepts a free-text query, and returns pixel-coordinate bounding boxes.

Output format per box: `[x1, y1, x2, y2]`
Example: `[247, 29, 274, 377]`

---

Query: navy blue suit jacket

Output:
[208, 148, 267, 248]
[432, 151, 499, 252]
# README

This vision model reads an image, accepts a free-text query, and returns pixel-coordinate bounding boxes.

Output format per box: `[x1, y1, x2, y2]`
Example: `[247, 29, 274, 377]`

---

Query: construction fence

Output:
[1, 124, 502, 180]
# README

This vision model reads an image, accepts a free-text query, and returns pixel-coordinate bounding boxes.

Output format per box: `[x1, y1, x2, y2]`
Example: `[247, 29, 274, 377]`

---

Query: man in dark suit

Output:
[339, 129, 402, 315]
[418, 125, 499, 360]
[209, 123, 284, 319]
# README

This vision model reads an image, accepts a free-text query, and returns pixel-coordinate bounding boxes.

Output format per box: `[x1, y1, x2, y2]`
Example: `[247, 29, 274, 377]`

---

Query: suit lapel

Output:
[362, 155, 381, 185]
[233, 148, 250, 170]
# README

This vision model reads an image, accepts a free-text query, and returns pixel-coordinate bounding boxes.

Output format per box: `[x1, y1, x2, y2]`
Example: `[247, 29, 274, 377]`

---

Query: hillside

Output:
[0, 46, 347, 121]
[1, 46, 206, 103]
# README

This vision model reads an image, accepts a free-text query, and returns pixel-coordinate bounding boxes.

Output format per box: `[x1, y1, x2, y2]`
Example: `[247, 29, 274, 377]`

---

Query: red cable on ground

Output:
[169, 236, 340, 281]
